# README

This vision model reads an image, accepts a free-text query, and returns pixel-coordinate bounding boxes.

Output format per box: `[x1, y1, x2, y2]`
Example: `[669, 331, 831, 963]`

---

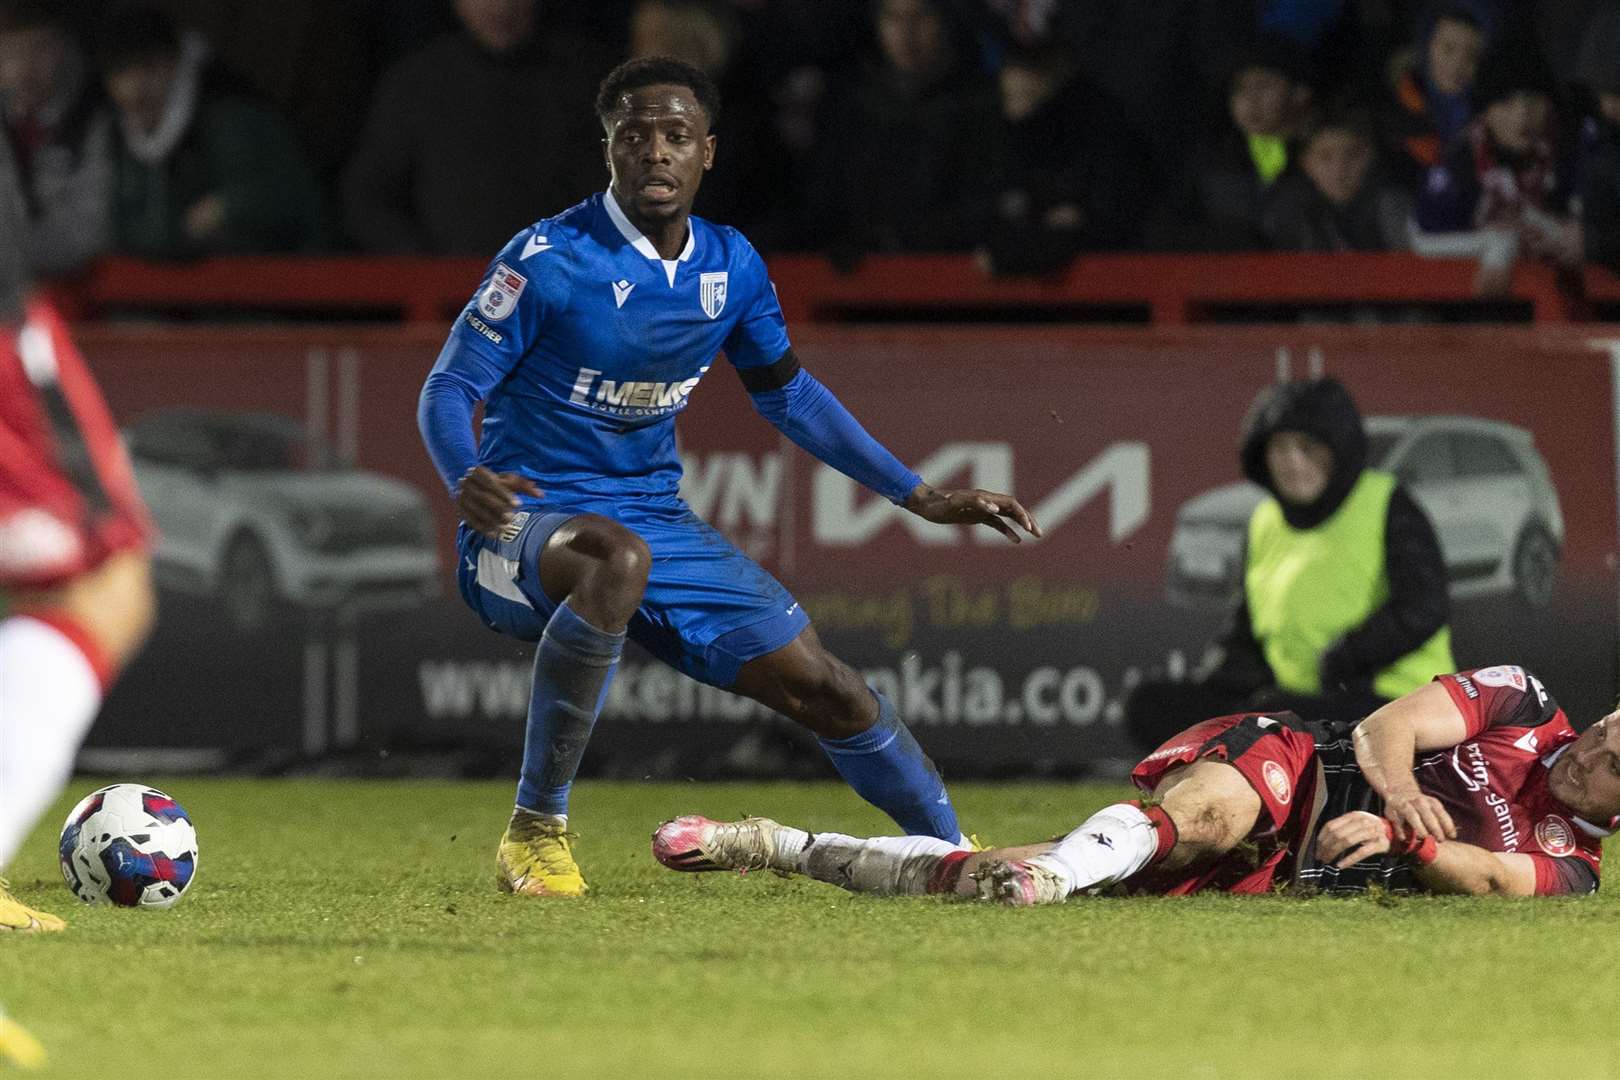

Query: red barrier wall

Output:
[58, 253, 1620, 325]
[79, 324, 1620, 772]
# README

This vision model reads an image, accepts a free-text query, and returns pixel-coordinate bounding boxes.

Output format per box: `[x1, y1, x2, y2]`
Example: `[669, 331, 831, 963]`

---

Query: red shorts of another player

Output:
[1127, 711, 1323, 896]
[0, 299, 150, 590]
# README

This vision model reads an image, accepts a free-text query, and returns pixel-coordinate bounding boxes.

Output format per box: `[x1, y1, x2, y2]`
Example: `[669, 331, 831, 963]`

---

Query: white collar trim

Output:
[604, 189, 694, 287]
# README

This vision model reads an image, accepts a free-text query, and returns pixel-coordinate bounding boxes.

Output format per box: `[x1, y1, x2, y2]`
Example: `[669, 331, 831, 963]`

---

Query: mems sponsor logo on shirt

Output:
[567, 366, 707, 418]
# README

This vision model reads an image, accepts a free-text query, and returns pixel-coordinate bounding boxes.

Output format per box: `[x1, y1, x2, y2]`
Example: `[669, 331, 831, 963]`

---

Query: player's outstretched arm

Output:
[741, 352, 1040, 543]
[1352, 682, 1467, 841]
[1315, 812, 1536, 896]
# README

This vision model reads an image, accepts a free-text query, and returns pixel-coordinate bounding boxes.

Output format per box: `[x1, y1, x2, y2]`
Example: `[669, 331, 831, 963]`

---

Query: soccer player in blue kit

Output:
[419, 56, 1040, 897]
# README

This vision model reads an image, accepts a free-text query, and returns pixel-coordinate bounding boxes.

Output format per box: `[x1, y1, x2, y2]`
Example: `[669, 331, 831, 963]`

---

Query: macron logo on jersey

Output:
[567, 366, 710, 415]
[613, 280, 635, 308]
[521, 233, 552, 258]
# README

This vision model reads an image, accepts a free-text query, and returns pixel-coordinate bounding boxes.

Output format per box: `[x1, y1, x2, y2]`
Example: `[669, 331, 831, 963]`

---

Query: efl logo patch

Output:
[1535, 814, 1576, 856]
[700, 271, 728, 319]
[1473, 665, 1527, 691]
[1262, 760, 1292, 805]
[478, 263, 526, 321]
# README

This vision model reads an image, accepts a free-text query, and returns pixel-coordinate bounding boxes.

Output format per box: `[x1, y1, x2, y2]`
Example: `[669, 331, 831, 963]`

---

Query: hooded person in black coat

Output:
[1124, 377, 1454, 754]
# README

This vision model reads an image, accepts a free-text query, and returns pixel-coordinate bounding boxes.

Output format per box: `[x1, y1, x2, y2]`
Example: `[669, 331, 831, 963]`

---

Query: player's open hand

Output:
[904, 484, 1042, 543]
[457, 466, 542, 539]
[1382, 787, 1456, 843]
[1315, 811, 1393, 869]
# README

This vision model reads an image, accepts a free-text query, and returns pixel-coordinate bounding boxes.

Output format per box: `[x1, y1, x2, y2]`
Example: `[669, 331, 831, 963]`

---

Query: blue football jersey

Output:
[426, 191, 791, 500]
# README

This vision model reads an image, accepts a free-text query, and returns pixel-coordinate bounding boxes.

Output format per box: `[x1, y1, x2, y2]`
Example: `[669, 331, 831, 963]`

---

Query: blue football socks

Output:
[818, 690, 960, 841]
[515, 601, 626, 815]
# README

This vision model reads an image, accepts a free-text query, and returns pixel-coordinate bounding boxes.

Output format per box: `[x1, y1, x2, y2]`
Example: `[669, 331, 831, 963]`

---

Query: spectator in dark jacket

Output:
[341, 0, 613, 254]
[1160, 38, 1312, 250]
[804, 0, 1004, 255]
[1124, 377, 1454, 753]
[1577, 3, 1620, 274]
[1379, 2, 1490, 182]
[0, 2, 111, 275]
[97, 3, 327, 259]
[980, 43, 1155, 273]
[1263, 109, 1411, 251]
[1413, 49, 1580, 293]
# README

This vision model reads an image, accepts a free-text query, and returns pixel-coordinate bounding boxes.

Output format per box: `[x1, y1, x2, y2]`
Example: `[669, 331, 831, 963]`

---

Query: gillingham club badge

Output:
[700, 271, 727, 319]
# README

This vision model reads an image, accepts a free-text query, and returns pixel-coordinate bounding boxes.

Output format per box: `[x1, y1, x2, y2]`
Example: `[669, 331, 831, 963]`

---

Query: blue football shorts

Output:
[454, 496, 810, 689]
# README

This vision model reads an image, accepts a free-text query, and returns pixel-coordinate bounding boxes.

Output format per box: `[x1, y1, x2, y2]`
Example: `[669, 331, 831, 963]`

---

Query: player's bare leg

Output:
[731, 628, 962, 842]
[983, 760, 1263, 905]
[535, 514, 651, 634]
[1143, 760, 1265, 870]
[0, 550, 154, 930]
[5, 547, 156, 675]
[495, 515, 643, 897]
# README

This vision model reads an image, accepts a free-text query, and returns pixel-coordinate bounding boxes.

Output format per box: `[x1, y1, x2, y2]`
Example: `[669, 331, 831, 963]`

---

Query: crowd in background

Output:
[5, 0, 1620, 289]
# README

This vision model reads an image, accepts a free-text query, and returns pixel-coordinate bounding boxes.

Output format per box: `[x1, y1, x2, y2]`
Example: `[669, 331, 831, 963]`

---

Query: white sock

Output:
[798, 832, 962, 896]
[1031, 803, 1162, 897]
[512, 806, 565, 828]
[0, 615, 103, 867]
[769, 826, 810, 871]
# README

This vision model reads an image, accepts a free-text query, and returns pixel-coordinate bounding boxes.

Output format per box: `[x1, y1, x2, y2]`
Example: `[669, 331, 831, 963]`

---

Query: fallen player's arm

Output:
[1316, 812, 1539, 897]
[1352, 682, 1467, 840]
[1413, 843, 1538, 897]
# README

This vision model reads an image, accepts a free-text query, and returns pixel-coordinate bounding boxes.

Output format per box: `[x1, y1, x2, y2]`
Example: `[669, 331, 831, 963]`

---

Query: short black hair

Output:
[93, 0, 181, 74]
[594, 56, 720, 129]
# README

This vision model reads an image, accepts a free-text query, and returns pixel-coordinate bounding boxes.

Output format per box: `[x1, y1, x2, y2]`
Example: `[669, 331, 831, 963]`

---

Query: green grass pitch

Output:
[2, 778, 1616, 1079]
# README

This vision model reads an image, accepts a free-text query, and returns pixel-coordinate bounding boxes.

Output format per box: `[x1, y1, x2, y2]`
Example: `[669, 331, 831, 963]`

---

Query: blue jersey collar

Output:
[604, 189, 695, 287]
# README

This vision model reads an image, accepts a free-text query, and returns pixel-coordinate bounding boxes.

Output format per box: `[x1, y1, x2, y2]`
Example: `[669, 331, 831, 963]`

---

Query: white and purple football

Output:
[58, 784, 198, 908]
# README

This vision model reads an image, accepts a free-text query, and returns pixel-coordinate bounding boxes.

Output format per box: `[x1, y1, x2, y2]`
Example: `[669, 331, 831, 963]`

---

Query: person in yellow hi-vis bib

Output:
[1127, 376, 1454, 753]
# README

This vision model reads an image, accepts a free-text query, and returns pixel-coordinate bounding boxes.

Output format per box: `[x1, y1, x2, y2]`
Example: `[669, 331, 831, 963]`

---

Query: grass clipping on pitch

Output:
[2, 779, 1611, 1080]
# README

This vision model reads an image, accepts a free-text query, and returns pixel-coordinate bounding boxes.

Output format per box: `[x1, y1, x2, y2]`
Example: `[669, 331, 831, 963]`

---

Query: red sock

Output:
[1129, 800, 1179, 866]
[926, 850, 973, 894]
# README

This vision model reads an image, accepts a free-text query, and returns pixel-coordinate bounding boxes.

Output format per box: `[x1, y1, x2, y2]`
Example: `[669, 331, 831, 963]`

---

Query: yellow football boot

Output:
[0, 1012, 46, 1070]
[494, 812, 587, 897]
[0, 881, 65, 933]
